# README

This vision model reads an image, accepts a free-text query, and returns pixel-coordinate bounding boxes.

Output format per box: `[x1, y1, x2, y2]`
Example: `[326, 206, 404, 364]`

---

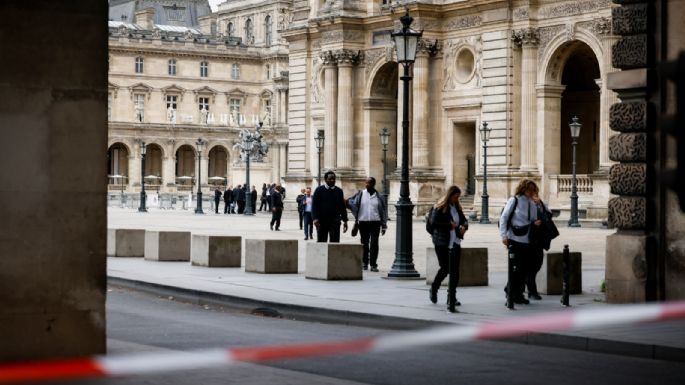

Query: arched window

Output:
[227, 22, 234, 37]
[264, 15, 272, 47]
[231, 63, 240, 80]
[135, 57, 144, 73]
[200, 61, 208, 77]
[168, 59, 177, 76]
[244, 18, 253, 44]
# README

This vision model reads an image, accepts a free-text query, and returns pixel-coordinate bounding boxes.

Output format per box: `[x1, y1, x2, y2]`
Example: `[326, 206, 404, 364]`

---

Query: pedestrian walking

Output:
[499, 179, 543, 305]
[428, 185, 468, 312]
[251, 185, 258, 213]
[302, 187, 314, 240]
[232, 184, 241, 214]
[266, 183, 274, 211]
[259, 183, 268, 211]
[312, 171, 348, 242]
[347, 177, 387, 272]
[526, 192, 559, 300]
[296, 188, 306, 230]
[213, 187, 222, 214]
[237, 184, 246, 214]
[223, 185, 233, 214]
[270, 185, 284, 231]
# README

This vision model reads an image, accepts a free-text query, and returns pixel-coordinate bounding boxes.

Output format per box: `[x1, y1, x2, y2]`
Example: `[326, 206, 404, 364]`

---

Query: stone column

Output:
[412, 42, 430, 169]
[321, 51, 337, 169]
[273, 89, 281, 124]
[512, 28, 540, 172]
[595, 21, 620, 170]
[128, 154, 140, 188]
[272, 142, 281, 182]
[335, 49, 360, 170]
[200, 154, 208, 189]
[162, 154, 176, 190]
[279, 142, 287, 181]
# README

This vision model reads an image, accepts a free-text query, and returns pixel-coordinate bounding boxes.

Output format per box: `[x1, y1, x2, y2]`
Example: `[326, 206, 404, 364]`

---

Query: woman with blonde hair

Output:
[429, 185, 468, 313]
[498, 179, 542, 305]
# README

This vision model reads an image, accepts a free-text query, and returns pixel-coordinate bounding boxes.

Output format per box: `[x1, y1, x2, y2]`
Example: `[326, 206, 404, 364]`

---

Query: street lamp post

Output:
[479, 122, 491, 224]
[138, 142, 147, 212]
[568, 116, 582, 227]
[379, 127, 390, 222]
[314, 131, 325, 185]
[388, 12, 421, 279]
[195, 138, 205, 214]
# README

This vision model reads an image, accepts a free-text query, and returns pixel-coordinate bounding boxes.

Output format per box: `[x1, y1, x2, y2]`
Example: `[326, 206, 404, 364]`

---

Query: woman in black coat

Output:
[429, 185, 468, 313]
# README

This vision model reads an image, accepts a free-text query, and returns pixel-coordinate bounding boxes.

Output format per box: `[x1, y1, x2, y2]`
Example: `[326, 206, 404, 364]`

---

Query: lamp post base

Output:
[195, 192, 204, 214]
[387, 200, 420, 279]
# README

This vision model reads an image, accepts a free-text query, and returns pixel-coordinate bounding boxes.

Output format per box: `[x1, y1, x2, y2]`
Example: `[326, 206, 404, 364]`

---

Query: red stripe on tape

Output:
[230, 338, 375, 362]
[658, 302, 685, 321]
[0, 359, 106, 384]
[476, 313, 574, 340]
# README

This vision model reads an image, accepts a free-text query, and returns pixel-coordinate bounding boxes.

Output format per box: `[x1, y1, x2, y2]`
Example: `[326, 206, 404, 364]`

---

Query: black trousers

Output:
[259, 199, 267, 211]
[526, 246, 544, 295]
[270, 208, 282, 229]
[214, 199, 220, 213]
[298, 209, 304, 229]
[506, 240, 530, 300]
[303, 212, 313, 238]
[237, 200, 245, 214]
[431, 244, 461, 303]
[223, 200, 230, 213]
[359, 221, 381, 268]
[317, 220, 341, 243]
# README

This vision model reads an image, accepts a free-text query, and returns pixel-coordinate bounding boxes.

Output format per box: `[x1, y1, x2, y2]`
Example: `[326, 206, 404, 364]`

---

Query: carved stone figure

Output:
[199, 107, 208, 124]
[167, 106, 176, 123]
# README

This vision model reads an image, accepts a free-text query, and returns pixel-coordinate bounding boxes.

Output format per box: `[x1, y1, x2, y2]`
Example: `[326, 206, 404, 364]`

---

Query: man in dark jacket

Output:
[270, 185, 284, 231]
[223, 185, 233, 214]
[296, 188, 306, 230]
[250, 185, 258, 214]
[232, 184, 241, 214]
[312, 171, 348, 242]
[237, 185, 247, 214]
[347, 177, 387, 272]
[214, 187, 222, 214]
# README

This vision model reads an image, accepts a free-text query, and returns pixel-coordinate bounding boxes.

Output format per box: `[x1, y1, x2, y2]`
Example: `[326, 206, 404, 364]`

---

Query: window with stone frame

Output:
[166, 95, 177, 110]
[265, 15, 272, 47]
[231, 63, 241, 80]
[135, 57, 144, 73]
[168, 59, 177, 76]
[229, 98, 241, 122]
[134, 93, 145, 122]
[200, 61, 208, 77]
[199, 97, 209, 112]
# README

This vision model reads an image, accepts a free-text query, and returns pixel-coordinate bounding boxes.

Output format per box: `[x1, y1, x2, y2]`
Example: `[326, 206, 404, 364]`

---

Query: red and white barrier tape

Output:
[1, 301, 684, 384]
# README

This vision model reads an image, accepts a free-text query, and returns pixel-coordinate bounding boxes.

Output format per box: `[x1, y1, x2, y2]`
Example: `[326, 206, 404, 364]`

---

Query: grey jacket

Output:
[348, 189, 387, 228]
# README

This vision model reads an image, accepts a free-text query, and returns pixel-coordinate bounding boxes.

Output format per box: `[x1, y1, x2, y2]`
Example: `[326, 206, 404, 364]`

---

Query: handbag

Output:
[351, 221, 359, 237]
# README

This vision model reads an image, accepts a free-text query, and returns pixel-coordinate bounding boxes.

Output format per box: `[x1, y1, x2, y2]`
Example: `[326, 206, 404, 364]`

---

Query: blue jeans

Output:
[303, 211, 313, 238]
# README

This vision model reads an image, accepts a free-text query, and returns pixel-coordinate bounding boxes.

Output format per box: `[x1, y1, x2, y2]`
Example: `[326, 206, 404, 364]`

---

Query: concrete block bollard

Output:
[244, 239, 298, 273]
[425, 247, 489, 286]
[144, 231, 191, 261]
[191, 235, 242, 267]
[537, 251, 582, 295]
[305, 243, 363, 280]
[107, 228, 145, 258]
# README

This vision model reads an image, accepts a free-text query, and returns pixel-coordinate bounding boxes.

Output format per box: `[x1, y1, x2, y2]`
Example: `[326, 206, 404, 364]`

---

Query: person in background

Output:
[213, 187, 222, 214]
[429, 185, 468, 313]
[296, 188, 306, 230]
[223, 185, 233, 214]
[270, 185, 284, 231]
[259, 183, 268, 211]
[312, 171, 348, 242]
[251, 185, 258, 213]
[527, 192, 556, 300]
[237, 184, 246, 214]
[347, 177, 387, 272]
[302, 187, 314, 240]
[232, 184, 241, 214]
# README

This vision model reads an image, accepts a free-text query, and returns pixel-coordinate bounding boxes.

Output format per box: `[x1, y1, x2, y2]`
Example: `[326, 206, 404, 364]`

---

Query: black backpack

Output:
[425, 207, 435, 235]
[498, 196, 519, 230]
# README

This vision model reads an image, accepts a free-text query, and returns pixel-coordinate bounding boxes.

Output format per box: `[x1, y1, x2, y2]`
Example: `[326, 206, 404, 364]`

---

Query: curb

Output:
[108, 276, 685, 363]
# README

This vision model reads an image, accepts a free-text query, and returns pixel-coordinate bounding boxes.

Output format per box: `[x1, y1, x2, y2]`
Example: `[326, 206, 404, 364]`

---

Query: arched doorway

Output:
[365, 61, 398, 188]
[107, 143, 129, 189]
[208, 145, 228, 186]
[175, 145, 196, 191]
[144, 143, 163, 190]
[559, 43, 600, 174]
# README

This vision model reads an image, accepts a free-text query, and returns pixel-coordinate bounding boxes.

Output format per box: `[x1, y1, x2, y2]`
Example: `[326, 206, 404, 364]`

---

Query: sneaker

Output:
[304, 236, 309, 241]
[529, 293, 542, 300]
[429, 288, 437, 304]
[513, 297, 530, 305]
[370, 267, 379, 272]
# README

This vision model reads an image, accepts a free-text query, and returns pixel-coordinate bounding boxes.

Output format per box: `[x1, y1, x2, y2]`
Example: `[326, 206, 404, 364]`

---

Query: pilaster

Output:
[321, 50, 338, 169]
[512, 27, 540, 172]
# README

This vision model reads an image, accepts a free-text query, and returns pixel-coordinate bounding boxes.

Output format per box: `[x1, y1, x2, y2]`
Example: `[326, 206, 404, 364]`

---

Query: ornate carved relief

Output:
[610, 164, 647, 195]
[412, 18, 440, 31]
[320, 50, 337, 66]
[609, 133, 647, 162]
[537, 25, 566, 62]
[565, 23, 576, 41]
[321, 30, 363, 44]
[512, 27, 540, 48]
[444, 15, 482, 31]
[609, 101, 647, 132]
[442, 36, 481, 91]
[311, 56, 323, 104]
[513, 7, 530, 21]
[364, 48, 386, 78]
[538, 0, 612, 19]
[608, 197, 646, 229]
[416, 38, 440, 56]
[591, 17, 612, 36]
[612, 3, 648, 35]
[334, 49, 363, 65]
[612, 35, 647, 69]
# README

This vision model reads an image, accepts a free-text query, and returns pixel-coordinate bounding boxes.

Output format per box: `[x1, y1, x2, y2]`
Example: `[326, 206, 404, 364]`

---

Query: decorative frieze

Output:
[444, 15, 482, 31]
[610, 164, 647, 195]
[513, 7, 529, 21]
[538, 0, 612, 19]
[612, 35, 648, 69]
[321, 30, 363, 45]
[612, 3, 648, 35]
[609, 133, 647, 162]
[609, 101, 647, 132]
[608, 197, 646, 229]
[511, 28, 540, 48]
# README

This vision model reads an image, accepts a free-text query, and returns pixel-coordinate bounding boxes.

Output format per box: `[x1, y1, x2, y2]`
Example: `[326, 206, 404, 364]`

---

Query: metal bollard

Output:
[561, 244, 570, 307]
[507, 244, 515, 310]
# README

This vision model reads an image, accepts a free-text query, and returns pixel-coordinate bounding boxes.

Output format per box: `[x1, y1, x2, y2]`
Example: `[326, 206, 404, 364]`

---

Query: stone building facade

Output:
[281, 0, 618, 220]
[107, 0, 290, 204]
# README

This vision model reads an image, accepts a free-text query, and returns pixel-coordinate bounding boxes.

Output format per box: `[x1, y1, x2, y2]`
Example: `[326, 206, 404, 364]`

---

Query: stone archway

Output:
[208, 145, 228, 185]
[107, 143, 129, 188]
[175, 145, 196, 190]
[363, 61, 398, 189]
[144, 143, 163, 190]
